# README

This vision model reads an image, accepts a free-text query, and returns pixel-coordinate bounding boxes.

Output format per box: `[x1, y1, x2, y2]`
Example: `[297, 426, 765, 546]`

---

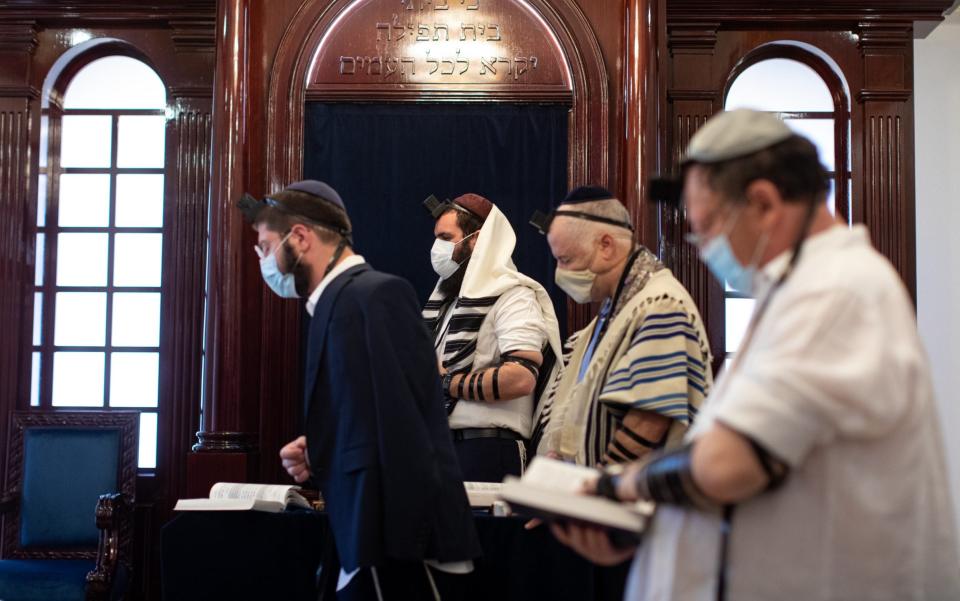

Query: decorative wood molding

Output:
[857, 21, 913, 49]
[667, 22, 719, 54]
[3, 411, 138, 561]
[0, 20, 38, 54]
[192, 431, 258, 453]
[0, 84, 39, 99]
[0, 2, 216, 27]
[858, 89, 912, 102]
[666, 0, 954, 26]
[667, 89, 717, 101]
[170, 17, 217, 52]
[168, 86, 213, 99]
[304, 87, 573, 102]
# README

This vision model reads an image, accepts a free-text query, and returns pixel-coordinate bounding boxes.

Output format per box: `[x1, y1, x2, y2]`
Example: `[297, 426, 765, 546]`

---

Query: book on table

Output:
[498, 457, 654, 545]
[464, 481, 503, 508]
[174, 482, 312, 513]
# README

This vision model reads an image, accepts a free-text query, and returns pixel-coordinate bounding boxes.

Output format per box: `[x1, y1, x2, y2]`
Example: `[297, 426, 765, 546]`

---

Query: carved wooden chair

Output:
[0, 411, 138, 601]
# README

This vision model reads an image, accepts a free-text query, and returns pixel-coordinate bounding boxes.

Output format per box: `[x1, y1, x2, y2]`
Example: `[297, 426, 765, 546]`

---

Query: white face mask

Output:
[257, 232, 300, 298]
[430, 231, 478, 280]
[554, 267, 596, 304]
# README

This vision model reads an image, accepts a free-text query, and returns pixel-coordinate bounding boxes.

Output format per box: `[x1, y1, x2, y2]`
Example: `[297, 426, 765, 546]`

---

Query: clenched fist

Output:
[280, 436, 311, 483]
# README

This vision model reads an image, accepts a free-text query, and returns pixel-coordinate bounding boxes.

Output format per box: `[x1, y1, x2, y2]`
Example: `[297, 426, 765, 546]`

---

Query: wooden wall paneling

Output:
[0, 21, 39, 532]
[662, 22, 725, 374]
[161, 91, 211, 509]
[857, 21, 916, 299]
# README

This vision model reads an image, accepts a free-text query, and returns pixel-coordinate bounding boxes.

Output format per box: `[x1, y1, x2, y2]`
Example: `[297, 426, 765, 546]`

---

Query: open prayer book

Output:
[174, 482, 312, 513]
[464, 481, 503, 508]
[499, 457, 654, 545]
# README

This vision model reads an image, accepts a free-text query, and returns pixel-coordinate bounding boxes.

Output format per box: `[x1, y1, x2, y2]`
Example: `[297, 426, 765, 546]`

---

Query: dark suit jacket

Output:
[303, 263, 481, 572]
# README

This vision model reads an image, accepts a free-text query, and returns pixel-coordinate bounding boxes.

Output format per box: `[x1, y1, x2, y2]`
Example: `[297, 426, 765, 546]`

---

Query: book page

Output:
[520, 457, 600, 493]
[209, 483, 299, 504]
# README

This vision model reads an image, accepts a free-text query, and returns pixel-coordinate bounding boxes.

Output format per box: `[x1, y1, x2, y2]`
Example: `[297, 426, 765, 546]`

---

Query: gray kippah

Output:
[682, 109, 793, 165]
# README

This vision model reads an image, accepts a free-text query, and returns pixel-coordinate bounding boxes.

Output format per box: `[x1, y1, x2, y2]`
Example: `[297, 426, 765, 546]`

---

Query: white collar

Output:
[305, 255, 366, 317]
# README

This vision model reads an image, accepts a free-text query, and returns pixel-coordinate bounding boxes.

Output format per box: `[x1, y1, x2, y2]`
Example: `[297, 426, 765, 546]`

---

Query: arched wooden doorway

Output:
[266, 0, 610, 334]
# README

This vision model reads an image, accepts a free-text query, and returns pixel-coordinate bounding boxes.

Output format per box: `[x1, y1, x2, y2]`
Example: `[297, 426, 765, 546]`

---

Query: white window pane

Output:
[30, 352, 40, 407]
[64, 56, 166, 110]
[35, 233, 44, 286]
[37, 174, 47, 227]
[725, 297, 756, 353]
[55, 292, 106, 346]
[114, 233, 162, 287]
[117, 116, 165, 168]
[61, 115, 112, 168]
[33, 292, 42, 346]
[56, 233, 108, 286]
[110, 352, 158, 407]
[40, 115, 48, 168]
[52, 351, 104, 406]
[138, 412, 158, 469]
[116, 174, 164, 227]
[112, 293, 161, 347]
[726, 59, 834, 113]
[784, 118, 835, 172]
[59, 174, 111, 227]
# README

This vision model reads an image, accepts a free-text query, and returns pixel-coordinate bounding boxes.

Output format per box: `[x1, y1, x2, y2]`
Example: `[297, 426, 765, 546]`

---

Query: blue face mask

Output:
[257, 232, 300, 298]
[694, 209, 769, 295]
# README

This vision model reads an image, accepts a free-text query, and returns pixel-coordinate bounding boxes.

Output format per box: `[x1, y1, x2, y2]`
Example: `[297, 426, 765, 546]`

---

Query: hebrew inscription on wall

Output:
[309, 0, 568, 87]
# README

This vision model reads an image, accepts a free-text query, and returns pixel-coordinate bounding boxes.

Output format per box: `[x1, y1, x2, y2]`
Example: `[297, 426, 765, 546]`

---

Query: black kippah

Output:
[561, 185, 615, 205]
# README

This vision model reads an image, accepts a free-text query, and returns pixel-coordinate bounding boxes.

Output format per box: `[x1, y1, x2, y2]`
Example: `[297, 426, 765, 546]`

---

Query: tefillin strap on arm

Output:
[501, 352, 541, 382]
[631, 443, 715, 510]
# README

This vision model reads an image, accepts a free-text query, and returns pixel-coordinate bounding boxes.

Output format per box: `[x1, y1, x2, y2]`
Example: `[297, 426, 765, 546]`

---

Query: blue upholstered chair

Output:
[0, 411, 138, 601]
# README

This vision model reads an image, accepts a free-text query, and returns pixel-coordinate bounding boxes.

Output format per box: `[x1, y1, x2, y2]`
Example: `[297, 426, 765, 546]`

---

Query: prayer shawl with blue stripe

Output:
[534, 250, 713, 467]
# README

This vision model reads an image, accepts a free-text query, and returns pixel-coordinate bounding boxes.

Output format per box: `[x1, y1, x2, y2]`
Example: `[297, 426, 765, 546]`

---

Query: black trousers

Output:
[337, 560, 466, 601]
[452, 437, 526, 482]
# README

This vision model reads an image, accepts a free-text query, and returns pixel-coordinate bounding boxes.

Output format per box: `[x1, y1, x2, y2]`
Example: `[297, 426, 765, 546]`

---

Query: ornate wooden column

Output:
[856, 22, 917, 299]
[622, 0, 657, 249]
[188, 0, 258, 495]
[0, 20, 38, 481]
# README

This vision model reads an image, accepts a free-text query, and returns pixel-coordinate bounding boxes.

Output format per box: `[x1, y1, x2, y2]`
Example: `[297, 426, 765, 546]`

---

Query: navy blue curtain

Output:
[303, 103, 569, 335]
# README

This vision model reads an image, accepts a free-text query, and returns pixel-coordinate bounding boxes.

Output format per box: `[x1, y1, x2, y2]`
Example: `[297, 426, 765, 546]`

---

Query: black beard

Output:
[282, 242, 311, 297]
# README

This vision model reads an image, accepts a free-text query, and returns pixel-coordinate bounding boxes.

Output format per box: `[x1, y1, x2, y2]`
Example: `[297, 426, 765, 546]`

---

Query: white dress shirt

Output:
[305, 255, 366, 317]
[628, 225, 960, 600]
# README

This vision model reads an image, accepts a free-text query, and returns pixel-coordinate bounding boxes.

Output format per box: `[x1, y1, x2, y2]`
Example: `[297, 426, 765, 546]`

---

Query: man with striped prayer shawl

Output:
[530, 186, 713, 468]
[423, 193, 563, 482]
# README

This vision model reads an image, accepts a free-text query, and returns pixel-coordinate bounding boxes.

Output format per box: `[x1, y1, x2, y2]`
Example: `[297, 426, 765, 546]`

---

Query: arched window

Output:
[35, 54, 167, 469]
[720, 47, 851, 369]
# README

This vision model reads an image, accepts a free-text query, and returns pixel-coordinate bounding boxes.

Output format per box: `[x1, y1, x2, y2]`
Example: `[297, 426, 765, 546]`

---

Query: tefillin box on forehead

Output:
[423, 194, 450, 219]
[237, 192, 266, 223]
[647, 176, 684, 207]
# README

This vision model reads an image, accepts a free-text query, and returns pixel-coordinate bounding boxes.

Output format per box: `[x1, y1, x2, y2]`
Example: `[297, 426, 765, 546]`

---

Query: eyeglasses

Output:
[253, 230, 292, 260]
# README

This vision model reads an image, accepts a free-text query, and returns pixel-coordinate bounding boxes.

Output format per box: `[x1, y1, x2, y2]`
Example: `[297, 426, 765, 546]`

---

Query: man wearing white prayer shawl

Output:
[423, 193, 563, 482]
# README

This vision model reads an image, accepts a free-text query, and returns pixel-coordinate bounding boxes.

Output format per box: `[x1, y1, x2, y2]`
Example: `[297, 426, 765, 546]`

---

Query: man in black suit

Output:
[244, 180, 481, 601]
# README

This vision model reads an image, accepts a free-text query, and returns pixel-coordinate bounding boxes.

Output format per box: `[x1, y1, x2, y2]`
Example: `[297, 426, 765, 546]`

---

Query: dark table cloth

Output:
[161, 510, 628, 601]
